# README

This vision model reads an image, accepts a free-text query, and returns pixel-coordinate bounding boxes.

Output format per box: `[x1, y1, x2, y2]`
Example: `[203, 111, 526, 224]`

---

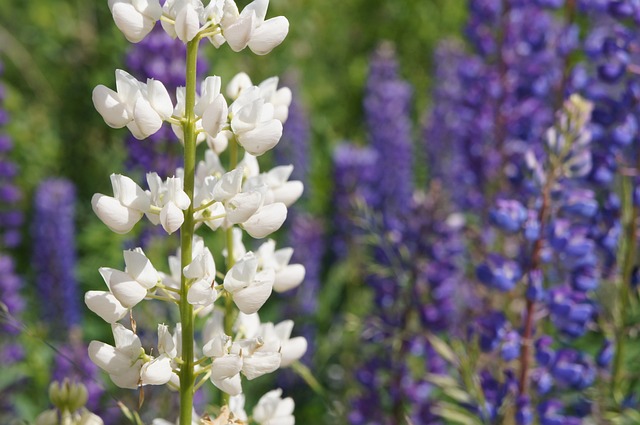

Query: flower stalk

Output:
[178, 36, 199, 425]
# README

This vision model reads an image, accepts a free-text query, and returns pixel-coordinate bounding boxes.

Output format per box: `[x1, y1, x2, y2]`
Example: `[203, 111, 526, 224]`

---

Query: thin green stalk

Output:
[611, 171, 638, 399]
[222, 136, 239, 407]
[179, 37, 199, 425]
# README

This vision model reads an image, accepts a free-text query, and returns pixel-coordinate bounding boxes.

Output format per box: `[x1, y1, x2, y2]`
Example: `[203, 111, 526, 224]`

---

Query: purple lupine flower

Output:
[490, 199, 528, 233]
[124, 26, 208, 178]
[32, 178, 81, 332]
[476, 254, 522, 292]
[364, 44, 413, 217]
[331, 142, 378, 257]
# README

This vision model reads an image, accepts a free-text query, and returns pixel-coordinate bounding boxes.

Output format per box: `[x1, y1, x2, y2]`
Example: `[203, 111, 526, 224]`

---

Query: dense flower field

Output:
[3, 0, 640, 424]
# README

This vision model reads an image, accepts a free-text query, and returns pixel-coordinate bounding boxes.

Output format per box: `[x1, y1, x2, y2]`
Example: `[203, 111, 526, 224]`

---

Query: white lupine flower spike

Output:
[90, 0, 300, 421]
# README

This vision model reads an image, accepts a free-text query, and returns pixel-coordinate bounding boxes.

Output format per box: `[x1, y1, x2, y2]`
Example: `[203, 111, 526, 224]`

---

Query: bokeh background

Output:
[5, 1, 640, 424]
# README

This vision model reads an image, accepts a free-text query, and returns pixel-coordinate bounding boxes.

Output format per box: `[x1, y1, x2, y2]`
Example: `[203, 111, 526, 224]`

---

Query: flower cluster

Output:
[87, 1, 304, 422]
[125, 25, 208, 178]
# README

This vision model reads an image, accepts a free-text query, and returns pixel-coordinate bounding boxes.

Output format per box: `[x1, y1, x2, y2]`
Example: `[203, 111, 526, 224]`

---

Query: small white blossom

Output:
[89, 324, 172, 389]
[230, 86, 283, 156]
[224, 252, 274, 314]
[91, 174, 150, 234]
[146, 173, 191, 234]
[253, 389, 295, 425]
[161, 0, 205, 42]
[97, 248, 158, 309]
[108, 0, 162, 43]
[185, 246, 218, 307]
[221, 0, 289, 55]
[256, 240, 305, 293]
[92, 70, 172, 140]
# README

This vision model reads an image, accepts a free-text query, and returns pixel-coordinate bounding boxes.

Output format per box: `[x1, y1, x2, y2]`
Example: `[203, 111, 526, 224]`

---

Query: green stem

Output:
[221, 137, 240, 408]
[178, 38, 199, 425]
[611, 171, 638, 399]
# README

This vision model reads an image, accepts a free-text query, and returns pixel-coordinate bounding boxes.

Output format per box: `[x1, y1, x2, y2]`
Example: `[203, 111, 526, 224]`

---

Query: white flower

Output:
[223, 252, 274, 314]
[89, 324, 172, 389]
[221, 0, 289, 55]
[197, 76, 229, 140]
[146, 173, 191, 234]
[91, 174, 150, 234]
[258, 77, 292, 123]
[236, 313, 307, 367]
[98, 248, 159, 309]
[92, 70, 172, 140]
[161, 0, 205, 42]
[256, 240, 305, 293]
[253, 389, 295, 425]
[226, 72, 253, 100]
[242, 203, 287, 239]
[185, 247, 218, 307]
[230, 86, 283, 156]
[244, 165, 303, 208]
[108, 0, 162, 43]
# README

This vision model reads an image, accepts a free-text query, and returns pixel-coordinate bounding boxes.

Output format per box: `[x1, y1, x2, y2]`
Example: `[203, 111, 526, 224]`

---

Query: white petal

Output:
[236, 119, 282, 156]
[133, 96, 163, 139]
[88, 341, 131, 375]
[273, 264, 305, 292]
[195, 76, 223, 116]
[223, 12, 255, 52]
[146, 79, 173, 119]
[248, 16, 289, 55]
[232, 269, 274, 314]
[227, 72, 253, 100]
[132, 0, 162, 20]
[157, 324, 177, 358]
[210, 354, 243, 380]
[202, 95, 229, 138]
[111, 323, 143, 354]
[226, 191, 262, 224]
[280, 336, 307, 367]
[92, 85, 130, 128]
[124, 249, 159, 289]
[140, 356, 173, 385]
[211, 373, 243, 396]
[110, 174, 151, 211]
[111, 1, 156, 43]
[242, 203, 287, 238]
[242, 351, 280, 380]
[160, 201, 185, 234]
[85, 291, 129, 323]
[271, 181, 303, 207]
[91, 194, 143, 234]
[187, 280, 217, 306]
[108, 269, 148, 308]
[175, 2, 200, 42]
[109, 362, 142, 389]
[224, 253, 259, 293]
